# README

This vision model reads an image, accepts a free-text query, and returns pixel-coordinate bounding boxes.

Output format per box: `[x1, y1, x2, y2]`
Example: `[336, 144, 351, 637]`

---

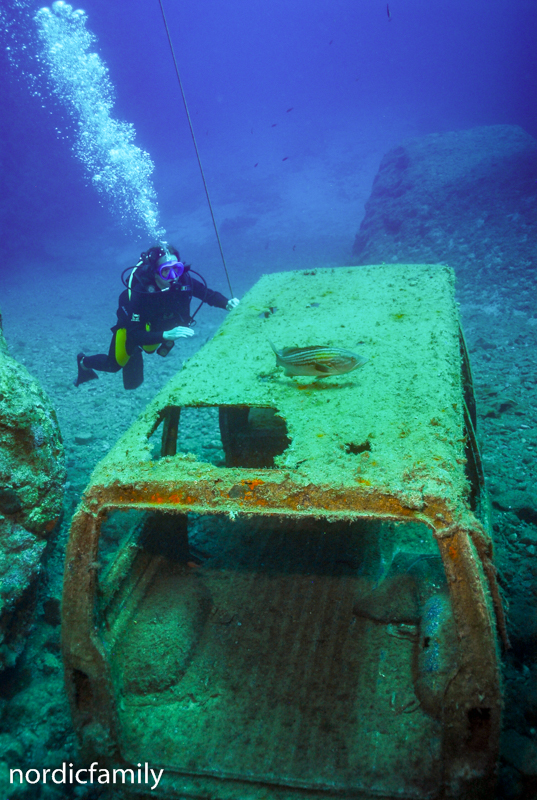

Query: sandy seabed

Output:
[1, 155, 537, 797]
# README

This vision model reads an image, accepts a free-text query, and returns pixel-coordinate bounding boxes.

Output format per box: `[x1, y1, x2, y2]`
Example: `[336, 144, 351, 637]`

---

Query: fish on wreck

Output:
[269, 340, 368, 378]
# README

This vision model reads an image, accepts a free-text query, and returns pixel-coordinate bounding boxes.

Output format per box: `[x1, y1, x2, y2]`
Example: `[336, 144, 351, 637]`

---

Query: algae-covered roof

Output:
[90, 264, 469, 520]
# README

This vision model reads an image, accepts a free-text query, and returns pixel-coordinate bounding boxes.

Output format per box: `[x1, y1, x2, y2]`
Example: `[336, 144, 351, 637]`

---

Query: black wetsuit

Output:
[83, 267, 228, 389]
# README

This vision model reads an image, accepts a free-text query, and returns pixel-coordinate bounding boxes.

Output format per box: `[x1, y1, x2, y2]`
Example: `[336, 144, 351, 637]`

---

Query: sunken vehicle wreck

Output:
[63, 264, 506, 800]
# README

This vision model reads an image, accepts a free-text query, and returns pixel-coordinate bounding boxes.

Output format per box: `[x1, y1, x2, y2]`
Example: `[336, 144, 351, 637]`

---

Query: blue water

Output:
[0, 5, 536, 793]
[1, 0, 535, 292]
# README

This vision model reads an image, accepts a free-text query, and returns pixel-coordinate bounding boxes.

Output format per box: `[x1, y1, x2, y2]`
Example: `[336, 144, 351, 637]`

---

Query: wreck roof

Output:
[89, 264, 468, 521]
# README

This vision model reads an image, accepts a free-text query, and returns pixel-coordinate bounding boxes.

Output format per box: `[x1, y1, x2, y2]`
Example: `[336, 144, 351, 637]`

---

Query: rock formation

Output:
[0, 309, 65, 670]
[352, 124, 537, 272]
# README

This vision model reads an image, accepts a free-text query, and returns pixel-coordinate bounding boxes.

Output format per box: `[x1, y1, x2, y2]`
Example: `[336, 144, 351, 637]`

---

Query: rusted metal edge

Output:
[63, 477, 502, 778]
[434, 526, 502, 797]
[62, 510, 121, 760]
[76, 475, 462, 527]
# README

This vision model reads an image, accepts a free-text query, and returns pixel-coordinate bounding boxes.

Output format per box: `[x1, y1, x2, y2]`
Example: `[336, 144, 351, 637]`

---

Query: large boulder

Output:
[352, 125, 537, 271]
[0, 309, 65, 669]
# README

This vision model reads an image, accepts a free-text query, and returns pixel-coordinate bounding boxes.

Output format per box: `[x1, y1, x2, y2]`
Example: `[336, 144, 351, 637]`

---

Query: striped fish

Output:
[269, 341, 367, 378]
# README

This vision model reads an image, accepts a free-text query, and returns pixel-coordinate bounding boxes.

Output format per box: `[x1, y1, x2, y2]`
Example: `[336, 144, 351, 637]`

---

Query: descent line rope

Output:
[157, 0, 234, 297]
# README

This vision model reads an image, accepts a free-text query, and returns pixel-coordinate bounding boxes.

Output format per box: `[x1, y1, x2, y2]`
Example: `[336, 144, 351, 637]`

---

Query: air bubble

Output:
[34, 2, 164, 239]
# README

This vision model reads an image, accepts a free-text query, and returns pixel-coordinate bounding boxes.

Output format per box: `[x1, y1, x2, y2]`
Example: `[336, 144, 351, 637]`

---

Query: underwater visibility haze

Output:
[0, 0, 537, 797]
[1, 0, 535, 278]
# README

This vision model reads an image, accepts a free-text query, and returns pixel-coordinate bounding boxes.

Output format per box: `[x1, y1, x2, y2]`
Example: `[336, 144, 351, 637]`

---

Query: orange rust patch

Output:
[88, 478, 453, 527]
[243, 493, 269, 507]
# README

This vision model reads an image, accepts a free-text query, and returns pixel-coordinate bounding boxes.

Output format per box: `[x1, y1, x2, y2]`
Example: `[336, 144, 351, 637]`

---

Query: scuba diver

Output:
[74, 244, 240, 390]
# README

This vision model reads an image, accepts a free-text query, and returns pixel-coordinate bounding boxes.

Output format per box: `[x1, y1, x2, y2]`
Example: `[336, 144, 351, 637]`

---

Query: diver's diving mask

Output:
[157, 260, 184, 281]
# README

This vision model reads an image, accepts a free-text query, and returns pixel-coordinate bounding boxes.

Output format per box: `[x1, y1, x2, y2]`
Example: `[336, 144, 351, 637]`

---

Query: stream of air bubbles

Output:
[32, 0, 165, 239]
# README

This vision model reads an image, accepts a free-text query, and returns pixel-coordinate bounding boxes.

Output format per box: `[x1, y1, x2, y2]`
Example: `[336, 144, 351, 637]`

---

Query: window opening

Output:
[219, 406, 290, 468]
[149, 405, 290, 468]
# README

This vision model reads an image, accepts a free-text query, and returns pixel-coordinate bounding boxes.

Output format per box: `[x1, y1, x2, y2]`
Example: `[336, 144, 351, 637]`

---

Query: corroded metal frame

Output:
[62, 265, 505, 799]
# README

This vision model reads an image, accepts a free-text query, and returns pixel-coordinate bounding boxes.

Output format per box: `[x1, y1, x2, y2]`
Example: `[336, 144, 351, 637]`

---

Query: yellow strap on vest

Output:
[116, 324, 159, 366]
[115, 329, 130, 367]
[142, 321, 159, 353]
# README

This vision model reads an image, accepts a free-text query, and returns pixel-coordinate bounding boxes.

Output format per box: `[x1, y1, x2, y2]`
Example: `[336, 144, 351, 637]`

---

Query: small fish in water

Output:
[269, 341, 367, 378]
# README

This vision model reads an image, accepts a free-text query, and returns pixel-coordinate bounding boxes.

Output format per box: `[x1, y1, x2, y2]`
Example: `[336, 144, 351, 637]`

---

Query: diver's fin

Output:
[74, 353, 98, 387]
